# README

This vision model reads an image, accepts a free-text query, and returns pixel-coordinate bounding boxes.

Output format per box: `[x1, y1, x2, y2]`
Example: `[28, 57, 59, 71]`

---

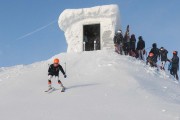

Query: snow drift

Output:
[0, 50, 180, 120]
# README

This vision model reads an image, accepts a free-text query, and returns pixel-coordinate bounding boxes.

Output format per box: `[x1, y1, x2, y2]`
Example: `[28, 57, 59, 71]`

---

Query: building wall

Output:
[59, 4, 121, 53]
[64, 18, 116, 53]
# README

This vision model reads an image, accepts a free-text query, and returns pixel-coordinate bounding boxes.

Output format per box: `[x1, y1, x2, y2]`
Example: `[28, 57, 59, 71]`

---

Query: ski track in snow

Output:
[0, 50, 180, 120]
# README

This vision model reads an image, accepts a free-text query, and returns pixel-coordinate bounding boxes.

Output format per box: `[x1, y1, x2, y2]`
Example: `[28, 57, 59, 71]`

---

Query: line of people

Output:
[113, 25, 179, 81]
[147, 45, 179, 80]
[114, 25, 145, 60]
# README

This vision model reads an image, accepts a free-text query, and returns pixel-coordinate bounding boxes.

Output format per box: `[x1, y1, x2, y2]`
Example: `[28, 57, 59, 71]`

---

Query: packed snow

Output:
[58, 4, 120, 52]
[0, 50, 180, 120]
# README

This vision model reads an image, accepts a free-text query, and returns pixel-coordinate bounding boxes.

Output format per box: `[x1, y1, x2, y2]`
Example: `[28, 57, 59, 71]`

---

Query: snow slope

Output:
[0, 50, 180, 120]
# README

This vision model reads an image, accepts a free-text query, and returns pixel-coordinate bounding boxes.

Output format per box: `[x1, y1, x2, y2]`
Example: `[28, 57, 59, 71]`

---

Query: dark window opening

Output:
[83, 24, 100, 51]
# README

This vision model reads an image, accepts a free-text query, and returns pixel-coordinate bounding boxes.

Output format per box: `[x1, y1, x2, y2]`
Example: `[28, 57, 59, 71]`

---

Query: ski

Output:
[61, 87, 66, 92]
[45, 87, 65, 93]
[45, 87, 54, 93]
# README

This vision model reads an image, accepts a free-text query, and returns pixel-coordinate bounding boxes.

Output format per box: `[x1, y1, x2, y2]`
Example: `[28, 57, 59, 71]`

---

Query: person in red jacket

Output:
[146, 53, 157, 67]
[46, 58, 67, 92]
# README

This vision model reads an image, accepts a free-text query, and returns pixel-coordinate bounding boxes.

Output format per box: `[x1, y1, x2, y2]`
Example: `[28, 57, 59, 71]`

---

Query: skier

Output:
[159, 47, 168, 70]
[136, 36, 145, 60]
[149, 43, 160, 63]
[130, 34, 136, 52]
[46, 58, 67, 92]
[129, 34, 136, 57]
[114, 30, 123, 54]
[168, 51, 179, 80]
[123, 25, 130, 55]
[146, 53, 157, 67]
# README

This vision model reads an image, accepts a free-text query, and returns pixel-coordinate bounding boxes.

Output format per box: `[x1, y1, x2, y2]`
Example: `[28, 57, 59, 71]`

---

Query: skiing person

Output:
[146, 53, 157, 67]
[114, 30, 123, 54]
[149, 43, 160, 63]
[129, 34, 136, 57]
[168, 51, 179, 80]
[46, 58, 67, 92]
[136, 36, 145, 60]
[159, 47, 168, 70]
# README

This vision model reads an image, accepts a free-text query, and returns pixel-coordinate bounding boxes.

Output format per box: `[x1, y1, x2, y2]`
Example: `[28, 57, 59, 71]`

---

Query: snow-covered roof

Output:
[58, 4, 120, 31]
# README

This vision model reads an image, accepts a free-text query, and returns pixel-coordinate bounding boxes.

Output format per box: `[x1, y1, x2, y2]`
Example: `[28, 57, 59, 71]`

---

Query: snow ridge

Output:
[0, 50, 180, 120]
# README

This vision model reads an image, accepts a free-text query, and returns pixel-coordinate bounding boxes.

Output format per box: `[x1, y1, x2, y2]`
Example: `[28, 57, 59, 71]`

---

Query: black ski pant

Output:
[170, 67, 179, 80]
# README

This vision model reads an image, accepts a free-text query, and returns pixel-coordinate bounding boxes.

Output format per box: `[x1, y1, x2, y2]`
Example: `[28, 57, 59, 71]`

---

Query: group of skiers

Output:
[114, 25, 179, 81]
[146, 45, 179, 80]
[44, 25, 178, 92]
[114, 25, 146, 60]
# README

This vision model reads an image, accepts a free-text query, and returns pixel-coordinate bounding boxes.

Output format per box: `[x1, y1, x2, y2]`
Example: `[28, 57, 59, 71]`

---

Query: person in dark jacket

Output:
[149, 43, 160, 63]
[136, 36, 145, 60]
[146, 53, 157, 67]
[129, 34, 136, 57]
[47, 58, 67, 91]
[130, 34, 136, 52]
[169, 51, 179, 80]
[123, 25, 130, 55]
[114, 30, 124, 54]
[159, 47, 168, 70]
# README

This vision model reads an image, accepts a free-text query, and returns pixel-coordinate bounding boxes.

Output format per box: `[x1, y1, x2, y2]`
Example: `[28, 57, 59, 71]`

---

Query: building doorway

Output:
[83, 24, 100, 51]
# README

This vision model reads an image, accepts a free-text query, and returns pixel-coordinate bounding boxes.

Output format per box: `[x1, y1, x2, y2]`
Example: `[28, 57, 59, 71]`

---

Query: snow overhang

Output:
[58, 4, 120, 31]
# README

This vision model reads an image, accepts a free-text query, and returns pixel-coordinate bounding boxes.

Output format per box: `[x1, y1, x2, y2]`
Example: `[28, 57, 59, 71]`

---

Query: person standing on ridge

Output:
[136, 36, 145, 60]
[149, 43, 160, 63]
[168, 51, 179, 80]
[114, 30, 124, 54]
[46, 58, 67, 92]
[159, 47, 168, 70]
[146, 53, 157, 67]
[123, 25, 130, 55]
[129, 34, 136, 57]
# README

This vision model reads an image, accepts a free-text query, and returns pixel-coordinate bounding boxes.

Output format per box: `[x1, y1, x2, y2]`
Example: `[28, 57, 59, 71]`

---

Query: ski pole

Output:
[145, 50, 148, 59]
[64, 62, 66, 74]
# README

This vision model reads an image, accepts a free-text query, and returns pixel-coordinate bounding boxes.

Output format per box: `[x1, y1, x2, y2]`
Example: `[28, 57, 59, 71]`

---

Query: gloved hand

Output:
[64, 74, 67, 78]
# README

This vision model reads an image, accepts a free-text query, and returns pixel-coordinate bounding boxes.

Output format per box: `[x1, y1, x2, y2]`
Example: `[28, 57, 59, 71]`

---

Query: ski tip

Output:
[61, 88, 66, 92]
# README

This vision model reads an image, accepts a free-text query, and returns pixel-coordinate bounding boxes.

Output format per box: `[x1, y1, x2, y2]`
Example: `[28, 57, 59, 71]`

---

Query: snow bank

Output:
[0, 50, 180, 120]
[58, 5, 120, 52]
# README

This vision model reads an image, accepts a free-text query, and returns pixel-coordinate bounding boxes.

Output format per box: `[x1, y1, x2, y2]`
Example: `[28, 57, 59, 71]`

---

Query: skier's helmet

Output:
[138, 36, 143, 40]
[152, 43, 157, 48]
[117, 30, 122, 33]
[173, 51, 178, 55]
[149, 53, 154, 57]
[54, 58, 60, 64]
[160, 47, 164, 51]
